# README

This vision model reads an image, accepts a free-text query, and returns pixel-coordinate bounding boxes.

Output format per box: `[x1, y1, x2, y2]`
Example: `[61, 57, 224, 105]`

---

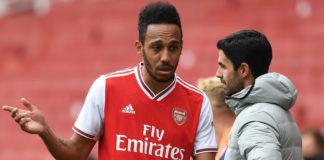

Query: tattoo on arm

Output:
[59, 138, 68, 147]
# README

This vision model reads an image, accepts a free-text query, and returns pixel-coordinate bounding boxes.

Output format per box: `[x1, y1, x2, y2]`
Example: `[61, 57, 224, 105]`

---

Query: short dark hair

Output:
[217, 30, 272, 78]
[138, 2, 182, 44]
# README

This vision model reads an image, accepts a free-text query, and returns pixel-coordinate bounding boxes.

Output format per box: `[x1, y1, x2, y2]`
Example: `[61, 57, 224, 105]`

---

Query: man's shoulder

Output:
[92, 67, 136, 88]
[235, 103, 282, 129]
[241, 102, 288, 118]
[175, 76, 204, 97]
[102, 67, 136, 79]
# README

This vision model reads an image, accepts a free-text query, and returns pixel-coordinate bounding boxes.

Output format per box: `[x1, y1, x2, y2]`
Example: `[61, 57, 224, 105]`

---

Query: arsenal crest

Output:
[172, 108, 187, 126]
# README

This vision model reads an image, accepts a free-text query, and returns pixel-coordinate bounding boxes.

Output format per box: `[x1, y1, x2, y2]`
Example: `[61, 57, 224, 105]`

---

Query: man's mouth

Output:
[220, 79, 226, 84]
[157, 66, 173, 75]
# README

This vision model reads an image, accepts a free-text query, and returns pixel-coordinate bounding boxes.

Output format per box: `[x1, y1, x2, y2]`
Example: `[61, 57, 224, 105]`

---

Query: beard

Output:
[223, 73, 245, 97]
[225, 82, 244, 97]
[143, 51, 176, 83]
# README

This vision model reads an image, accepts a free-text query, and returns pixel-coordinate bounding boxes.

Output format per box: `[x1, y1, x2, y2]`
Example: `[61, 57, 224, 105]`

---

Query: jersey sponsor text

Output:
[116, 124, 185, 160]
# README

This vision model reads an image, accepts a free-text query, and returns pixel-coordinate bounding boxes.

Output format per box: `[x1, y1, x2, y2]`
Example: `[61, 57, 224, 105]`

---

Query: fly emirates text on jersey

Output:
[116, 124, 185, 159]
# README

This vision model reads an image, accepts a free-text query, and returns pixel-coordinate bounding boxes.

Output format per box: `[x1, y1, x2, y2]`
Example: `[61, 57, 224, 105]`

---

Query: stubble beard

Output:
[143, 51, 175, 83]
[225, 75, 245, 97]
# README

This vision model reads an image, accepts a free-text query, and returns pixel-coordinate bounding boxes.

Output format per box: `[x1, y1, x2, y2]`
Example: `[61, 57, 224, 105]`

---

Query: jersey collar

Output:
[135, 62, 177, 101]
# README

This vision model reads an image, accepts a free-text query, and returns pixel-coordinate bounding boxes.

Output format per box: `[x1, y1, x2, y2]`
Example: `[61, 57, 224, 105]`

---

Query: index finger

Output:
[20, 98, 36, 111]
[2, 105, 15, 112]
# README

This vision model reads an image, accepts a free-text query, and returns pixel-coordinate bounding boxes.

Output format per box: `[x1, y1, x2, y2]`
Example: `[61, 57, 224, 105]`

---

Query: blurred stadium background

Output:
[0, 0, 323, 159]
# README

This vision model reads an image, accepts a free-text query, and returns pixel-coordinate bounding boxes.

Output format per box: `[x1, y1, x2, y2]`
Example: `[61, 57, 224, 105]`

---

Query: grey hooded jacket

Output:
[224, 73, 302, 160]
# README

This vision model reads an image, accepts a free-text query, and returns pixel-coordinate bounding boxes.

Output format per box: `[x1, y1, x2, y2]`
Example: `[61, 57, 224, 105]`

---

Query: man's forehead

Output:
[218, 50, 232, 65]
[146, 23, 180, 31]
[145, 24, 180, 38]
[218, 50, 226, 60]
[149, 39, 181, 44]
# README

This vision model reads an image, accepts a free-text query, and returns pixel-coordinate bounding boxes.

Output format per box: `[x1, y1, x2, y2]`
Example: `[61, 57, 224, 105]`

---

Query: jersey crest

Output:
[172, 107, 187, 126]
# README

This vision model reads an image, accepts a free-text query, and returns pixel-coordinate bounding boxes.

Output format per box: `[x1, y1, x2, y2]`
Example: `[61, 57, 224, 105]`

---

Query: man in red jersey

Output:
[2, 2, 217, 160]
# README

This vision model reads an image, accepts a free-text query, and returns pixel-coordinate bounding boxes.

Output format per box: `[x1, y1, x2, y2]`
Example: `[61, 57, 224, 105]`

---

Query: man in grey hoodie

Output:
[215, 30, 302, 160]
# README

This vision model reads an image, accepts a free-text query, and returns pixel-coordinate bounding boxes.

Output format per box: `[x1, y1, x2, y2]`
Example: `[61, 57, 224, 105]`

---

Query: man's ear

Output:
[135, 40, 143, 56]
[239, 63, 251, 79]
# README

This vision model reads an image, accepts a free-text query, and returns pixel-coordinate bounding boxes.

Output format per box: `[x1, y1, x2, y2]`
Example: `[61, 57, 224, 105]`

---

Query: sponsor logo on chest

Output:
[116, 124, 185, 160]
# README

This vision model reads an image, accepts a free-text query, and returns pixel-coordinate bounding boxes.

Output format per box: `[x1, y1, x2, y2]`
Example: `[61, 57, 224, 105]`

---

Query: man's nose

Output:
[216, 68, 222, 78]
[160, 49, 171, 63]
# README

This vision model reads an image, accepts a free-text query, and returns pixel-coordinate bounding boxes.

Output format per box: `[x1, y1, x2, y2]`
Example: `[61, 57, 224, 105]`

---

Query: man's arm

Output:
[40, 129, 96, 160]
[194, 152, 216, 160]
[192, 95, 218, 159]
[2, 98, 96, 160]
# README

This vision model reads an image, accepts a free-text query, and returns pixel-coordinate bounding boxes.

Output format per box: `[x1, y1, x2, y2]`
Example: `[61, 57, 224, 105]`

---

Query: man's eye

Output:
[152, 45, 161, 52]
[169, 45, 179, 52]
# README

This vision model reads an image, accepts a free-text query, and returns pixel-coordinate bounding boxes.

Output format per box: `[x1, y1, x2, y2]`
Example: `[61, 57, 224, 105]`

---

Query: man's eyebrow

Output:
[218, 62, 226, 68]
[169, 39, 181, 44]
[150, 40, 162, 45]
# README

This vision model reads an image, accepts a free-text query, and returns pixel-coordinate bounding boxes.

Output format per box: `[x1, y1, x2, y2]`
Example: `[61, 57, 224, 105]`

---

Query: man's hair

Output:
[217, 30, 272, 78]
[303, 129, 324, 150]
[138, 2, 182, 44]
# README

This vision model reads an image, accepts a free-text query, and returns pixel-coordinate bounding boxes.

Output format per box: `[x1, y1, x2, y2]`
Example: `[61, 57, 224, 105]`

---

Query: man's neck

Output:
[141, 66, 173, 94]
[243, 75, 255, 88]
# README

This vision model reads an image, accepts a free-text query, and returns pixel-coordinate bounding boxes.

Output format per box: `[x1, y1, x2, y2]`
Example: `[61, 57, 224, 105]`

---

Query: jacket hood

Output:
[226, 72, 298, 115]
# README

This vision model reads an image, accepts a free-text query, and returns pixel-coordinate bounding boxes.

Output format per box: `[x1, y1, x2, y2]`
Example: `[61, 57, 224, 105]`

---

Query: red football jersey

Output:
[73, 63, 217, 160]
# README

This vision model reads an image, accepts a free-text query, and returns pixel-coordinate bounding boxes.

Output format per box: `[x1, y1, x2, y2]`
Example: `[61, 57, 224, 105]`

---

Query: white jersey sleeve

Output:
[193, 94, 218, 155]
[73, 76, 105, 141]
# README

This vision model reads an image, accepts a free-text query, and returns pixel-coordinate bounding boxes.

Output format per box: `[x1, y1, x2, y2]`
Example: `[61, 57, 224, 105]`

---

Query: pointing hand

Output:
[2, 98, 47, 134]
